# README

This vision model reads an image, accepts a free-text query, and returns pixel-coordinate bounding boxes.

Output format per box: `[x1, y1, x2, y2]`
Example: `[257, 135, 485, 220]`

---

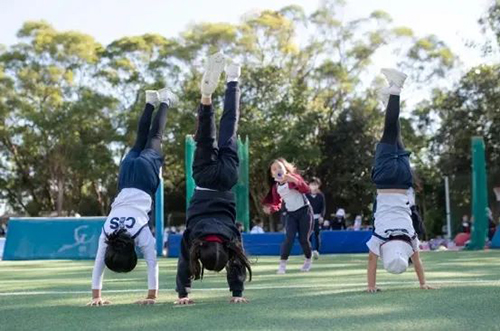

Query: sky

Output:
[0, 0, 493, 65]
[0, 0, 496, 214]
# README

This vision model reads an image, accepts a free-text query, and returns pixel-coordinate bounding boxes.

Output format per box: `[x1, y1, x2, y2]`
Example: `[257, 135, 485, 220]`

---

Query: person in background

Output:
[250, 220, 265, 234]
[321, 219, 331, 230]
[487, 208, 496, 241]
[461, 215, 471, 234]
[236, 222, 244, 233]
[331, 208, 347, 230]
[353, 215, 363, 231]
[306, 177, 326, 260]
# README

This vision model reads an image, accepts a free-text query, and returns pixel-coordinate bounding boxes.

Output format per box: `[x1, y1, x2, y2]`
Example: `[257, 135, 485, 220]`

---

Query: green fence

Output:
[185, 135, 250, 231]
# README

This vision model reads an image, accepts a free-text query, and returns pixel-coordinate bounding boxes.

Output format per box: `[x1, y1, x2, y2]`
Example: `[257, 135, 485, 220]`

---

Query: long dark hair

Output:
[104, 228, 137, 273]
[267, 158, 298, 188]
[189, 238, 252, 282]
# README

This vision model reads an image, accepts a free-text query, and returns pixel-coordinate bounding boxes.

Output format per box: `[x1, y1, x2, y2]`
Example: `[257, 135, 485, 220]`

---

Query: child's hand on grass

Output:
[175, 297, 194, 305]
[230, 297, 249, 304]
[420, 284, 437, 290]
[366, 287, 381, 293]
[87, 298, 110, 306]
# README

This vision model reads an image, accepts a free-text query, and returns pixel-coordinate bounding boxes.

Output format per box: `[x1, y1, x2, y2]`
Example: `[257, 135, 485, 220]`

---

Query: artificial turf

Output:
[1, 250, 500, 331]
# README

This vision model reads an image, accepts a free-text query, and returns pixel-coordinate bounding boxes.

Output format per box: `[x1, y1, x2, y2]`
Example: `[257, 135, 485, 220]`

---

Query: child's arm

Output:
[175, 234, 194, 305]
[227, 260, 249, 304]
[262, 185, 282, 214]
[411, 251, 435, 290]
[287, 174, 310, 194]
[367, 251, 380, 293]
[136, 229, 159, 305]
[88, 234, 110, 306]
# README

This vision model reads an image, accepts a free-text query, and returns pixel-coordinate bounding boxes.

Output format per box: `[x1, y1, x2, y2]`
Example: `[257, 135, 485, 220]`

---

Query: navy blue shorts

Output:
[117, 148, 163, 197]
[371, 143, 413, 189]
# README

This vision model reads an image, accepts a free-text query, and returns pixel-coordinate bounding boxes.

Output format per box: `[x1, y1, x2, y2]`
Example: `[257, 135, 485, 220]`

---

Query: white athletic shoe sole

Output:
[225, 61, 241, 81]
[201, 51, 226, 96]
[158, 87, 177, 107]
[381, 68, 407, 89]
[145, 90, 159, 105]
[312, 250, 320, 260]
[277, 268, 286, 275]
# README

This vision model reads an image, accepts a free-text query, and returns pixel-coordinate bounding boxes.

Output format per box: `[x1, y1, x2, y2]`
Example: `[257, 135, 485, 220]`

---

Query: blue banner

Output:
[166, 230, 372, 257]
[3, 218, 105, 260]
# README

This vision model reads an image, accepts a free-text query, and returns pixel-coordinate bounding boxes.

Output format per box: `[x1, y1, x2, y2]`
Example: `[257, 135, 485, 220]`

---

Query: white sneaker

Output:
[378, 85, 401, 108]
[201, 51, 226, 97]
[158, 87, 177, 107]
[277, 260, 287, 274]
[145, 90, 159, 105]
[225, 61, 241, 82]
[378, 86, 390, 108]
[312, 250, 320, 260]
[381, 68, 407, 89]
[301, 258, 312, 272]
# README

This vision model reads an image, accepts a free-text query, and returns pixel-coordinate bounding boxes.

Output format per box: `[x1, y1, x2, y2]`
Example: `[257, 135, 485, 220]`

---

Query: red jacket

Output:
[262, 173, 310, 213]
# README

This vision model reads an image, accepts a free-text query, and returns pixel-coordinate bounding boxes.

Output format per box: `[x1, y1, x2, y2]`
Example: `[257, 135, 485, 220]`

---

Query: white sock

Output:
[388, 85, 401, 96]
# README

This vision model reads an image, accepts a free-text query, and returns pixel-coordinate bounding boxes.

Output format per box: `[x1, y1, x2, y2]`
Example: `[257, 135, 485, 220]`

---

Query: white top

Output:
[354, 216, 362, 231]
[250, 225, 265, 234]
[373, 193, 414, 238]
[367, 193, 418, 256]
[277, 183, 308, 212]
[407, 187, 416, 207]
[91, 188, 158, 290]
[102, 188, 152, 237]
[367, 233, 419, 257]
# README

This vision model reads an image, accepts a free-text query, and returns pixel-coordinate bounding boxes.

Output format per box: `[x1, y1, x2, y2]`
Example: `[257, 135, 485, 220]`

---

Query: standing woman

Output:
[262, 159, 313, 274]
[306, 177, 326, 260]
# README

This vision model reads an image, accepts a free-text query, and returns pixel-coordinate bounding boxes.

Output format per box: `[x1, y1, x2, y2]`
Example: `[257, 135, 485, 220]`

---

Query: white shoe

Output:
[225, 61, 241, 82]
[381, 68, 407, 89]
[378, 85, 401, 108]
[277, 260, 287, 274]
[301, 258, 312, 272]
[145, 90, 159, 105]
[378, 86, 390, 107]
[312, 250, 320, 260]
[201, 51, 226, 97]
[158, 87, 177, 107]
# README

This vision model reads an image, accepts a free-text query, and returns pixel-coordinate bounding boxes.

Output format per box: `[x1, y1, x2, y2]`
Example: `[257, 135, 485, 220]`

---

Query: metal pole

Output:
[445, 176, 452, 239]
[155, 169, 164, 257]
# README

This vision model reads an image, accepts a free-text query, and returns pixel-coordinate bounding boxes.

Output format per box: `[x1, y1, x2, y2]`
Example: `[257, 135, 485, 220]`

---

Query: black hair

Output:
[104, 228, 138, 273]
[189, 238, 252, 282]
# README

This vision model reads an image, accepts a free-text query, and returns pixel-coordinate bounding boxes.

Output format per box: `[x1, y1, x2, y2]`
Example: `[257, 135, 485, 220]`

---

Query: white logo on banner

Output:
[57, 225, 95, 254]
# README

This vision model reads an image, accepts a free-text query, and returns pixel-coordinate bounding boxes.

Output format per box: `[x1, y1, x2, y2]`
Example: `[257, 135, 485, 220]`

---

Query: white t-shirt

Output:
[407, 187, 416, 207]
[91, 188, 158, 290]
[367, 193, 419, 256]
[102, 188, 152, 237]
[250, 225, 265, 234]
[277, 183, 308, 212]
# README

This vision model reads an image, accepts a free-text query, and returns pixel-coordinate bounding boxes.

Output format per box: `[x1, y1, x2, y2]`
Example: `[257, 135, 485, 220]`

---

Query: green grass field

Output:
[1, 251, 500, 331]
